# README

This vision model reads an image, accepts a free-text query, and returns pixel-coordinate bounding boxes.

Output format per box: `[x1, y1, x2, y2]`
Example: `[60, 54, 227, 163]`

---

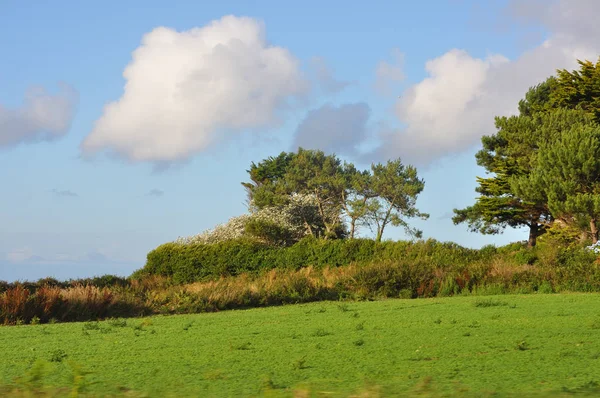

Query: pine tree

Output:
[454, 58, 600, 247]
[453, 82, 557, 247]
[534, 124, 600, 243]
[550, 58, 600, 122]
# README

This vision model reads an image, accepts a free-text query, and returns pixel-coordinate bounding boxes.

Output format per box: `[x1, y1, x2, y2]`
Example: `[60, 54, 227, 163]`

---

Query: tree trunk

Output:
[303, 218, 314, 238]
[376, 202, 394, 243]
[376, 227, 383, 243]
[350, 219, 356, 239]
[315, 200, 333, 238]
[527, 223, 539, 248]
[590, 218, 598, 244]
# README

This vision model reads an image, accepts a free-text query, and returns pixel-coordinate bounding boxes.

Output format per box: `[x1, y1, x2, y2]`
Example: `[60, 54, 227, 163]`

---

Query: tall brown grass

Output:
[2, 250, 600, 325]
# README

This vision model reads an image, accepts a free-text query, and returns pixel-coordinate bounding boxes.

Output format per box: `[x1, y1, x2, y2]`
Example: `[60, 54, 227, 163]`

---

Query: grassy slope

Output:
[1, 294, 600, 397]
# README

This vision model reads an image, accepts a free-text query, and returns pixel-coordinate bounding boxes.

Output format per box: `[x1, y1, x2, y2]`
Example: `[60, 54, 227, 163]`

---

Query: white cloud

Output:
[376, 0, 600, 166]
[82, 15, 308, 163]
[292, 103, 371, 157]
[0, 84, 78, 149]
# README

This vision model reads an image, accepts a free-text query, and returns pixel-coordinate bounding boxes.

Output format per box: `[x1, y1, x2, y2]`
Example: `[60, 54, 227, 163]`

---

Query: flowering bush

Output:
[176, 194, 323, 246]
[586, 241, 600, 254]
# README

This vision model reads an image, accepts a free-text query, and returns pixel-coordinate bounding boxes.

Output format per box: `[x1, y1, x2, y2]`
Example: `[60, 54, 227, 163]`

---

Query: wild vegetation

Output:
[3, 55, 600, 397]
[2, 237, 600, 325]
[3, 59, 600, 328]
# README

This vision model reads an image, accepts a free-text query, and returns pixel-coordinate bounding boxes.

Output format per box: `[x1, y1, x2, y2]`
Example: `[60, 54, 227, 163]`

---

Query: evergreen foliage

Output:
[454, 57, 600, 246]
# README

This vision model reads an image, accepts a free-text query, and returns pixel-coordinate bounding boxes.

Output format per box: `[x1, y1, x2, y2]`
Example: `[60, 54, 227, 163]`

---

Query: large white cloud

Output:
[376, 0, 600, 166]
[82, 15, 308, 162]
[0, 84, 78, 149]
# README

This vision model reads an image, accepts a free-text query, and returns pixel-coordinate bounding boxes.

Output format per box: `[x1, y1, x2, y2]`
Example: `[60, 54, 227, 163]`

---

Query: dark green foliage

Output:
[518, 77, 557, 117]
[514, 249, 538, 265]
[243, 148, 347, 238]
[244, 218, 295, 246]
[3, 238, 600, 326]
[368, 159, 429, 241]
[77, 275, 130, 289]
[140, 237, 486, 284]
[242, 148, 427, 242]
[453, 99, 571, 246]
[142, 239, 276, 283]
[533, 123, 600, 242]
[0, 275, 130, 295]
[49, 349, 68, 363]
[242, 151, 296, 208]
[550, 58, 600, 123]
[455, 58, 600, 247]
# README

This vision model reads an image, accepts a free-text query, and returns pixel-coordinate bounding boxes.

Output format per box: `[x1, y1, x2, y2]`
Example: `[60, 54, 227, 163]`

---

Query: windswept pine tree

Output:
[453, 81, 556, 247]
[534, 124, 600, 243]
[454, 57, 600, 247]
[550, 58, 600, 122]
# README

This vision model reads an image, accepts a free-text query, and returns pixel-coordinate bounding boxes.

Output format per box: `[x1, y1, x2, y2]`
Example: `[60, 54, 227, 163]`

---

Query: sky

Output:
[1, 0, 599, 282]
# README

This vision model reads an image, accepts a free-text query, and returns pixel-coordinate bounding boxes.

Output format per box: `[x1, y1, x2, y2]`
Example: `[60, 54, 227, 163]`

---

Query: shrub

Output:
[514, 249, 538, 265]
[176, 194, 321, 246]
[0, 285, 29, 324]
[244, 218, 295, 247]
[75, 275, 130, 289]
[140, 238, 485, 284]
[4, 234, 600, 326]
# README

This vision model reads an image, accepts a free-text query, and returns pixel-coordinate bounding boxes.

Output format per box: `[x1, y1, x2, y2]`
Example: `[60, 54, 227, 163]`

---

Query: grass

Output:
[1, 294, 600, 397]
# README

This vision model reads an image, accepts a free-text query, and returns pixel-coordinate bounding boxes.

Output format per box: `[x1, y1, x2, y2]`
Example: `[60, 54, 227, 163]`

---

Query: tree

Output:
[518, 77, 557, 117]
[550, 58, 600, 123]
[340, 163, 376, 239]
[283, 148, 348, 238]
[453, 85, 554, 247]
[242, 150, 429, 242]
[242, 148, 348, 239]
[367, 159, 429, 242]
[242, 151, 296, 209]
[451, 164, 543, 242]
[177, 193, 321, 246]
[534, 124, 600, 243]
[453, 72, 597, 247]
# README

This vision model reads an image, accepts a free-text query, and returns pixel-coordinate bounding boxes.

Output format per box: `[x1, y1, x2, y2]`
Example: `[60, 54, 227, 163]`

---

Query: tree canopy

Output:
[533, 123, 600, 243]
[454, 57, 600, 247]
[241, 148, 427, 242]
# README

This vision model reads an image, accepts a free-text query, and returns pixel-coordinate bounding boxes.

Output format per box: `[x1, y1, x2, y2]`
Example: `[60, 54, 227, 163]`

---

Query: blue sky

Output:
[1, 0, 598, 282]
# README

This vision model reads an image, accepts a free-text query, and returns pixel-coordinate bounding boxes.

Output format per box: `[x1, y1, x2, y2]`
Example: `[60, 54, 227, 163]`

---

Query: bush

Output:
[176, 194, 322, 246]
[74, 275, 130, 289]
[514, 249, 538, 265]
[245, 218, 295, 246]
[140, 238, 486, 284]
[4, 235, 600, 326]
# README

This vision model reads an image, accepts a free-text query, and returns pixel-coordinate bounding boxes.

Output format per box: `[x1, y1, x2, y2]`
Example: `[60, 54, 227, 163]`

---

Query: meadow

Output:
[2, 293, 600, 397]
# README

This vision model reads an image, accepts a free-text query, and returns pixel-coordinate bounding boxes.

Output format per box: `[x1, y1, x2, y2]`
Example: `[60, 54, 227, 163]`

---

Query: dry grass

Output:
[2, 250, 600, 325]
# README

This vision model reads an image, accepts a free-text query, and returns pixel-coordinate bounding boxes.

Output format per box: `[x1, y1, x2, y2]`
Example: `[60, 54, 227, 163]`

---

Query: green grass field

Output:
[2, 294, 600, 397]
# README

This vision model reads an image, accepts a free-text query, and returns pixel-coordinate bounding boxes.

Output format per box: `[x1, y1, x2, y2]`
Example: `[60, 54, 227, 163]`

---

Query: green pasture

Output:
[2, 294, 600, 397]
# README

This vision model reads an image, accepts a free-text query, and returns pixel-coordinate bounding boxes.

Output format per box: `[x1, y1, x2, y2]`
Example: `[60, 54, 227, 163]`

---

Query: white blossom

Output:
[586, 241, 600, 254]
[176, 193, 321, 245]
